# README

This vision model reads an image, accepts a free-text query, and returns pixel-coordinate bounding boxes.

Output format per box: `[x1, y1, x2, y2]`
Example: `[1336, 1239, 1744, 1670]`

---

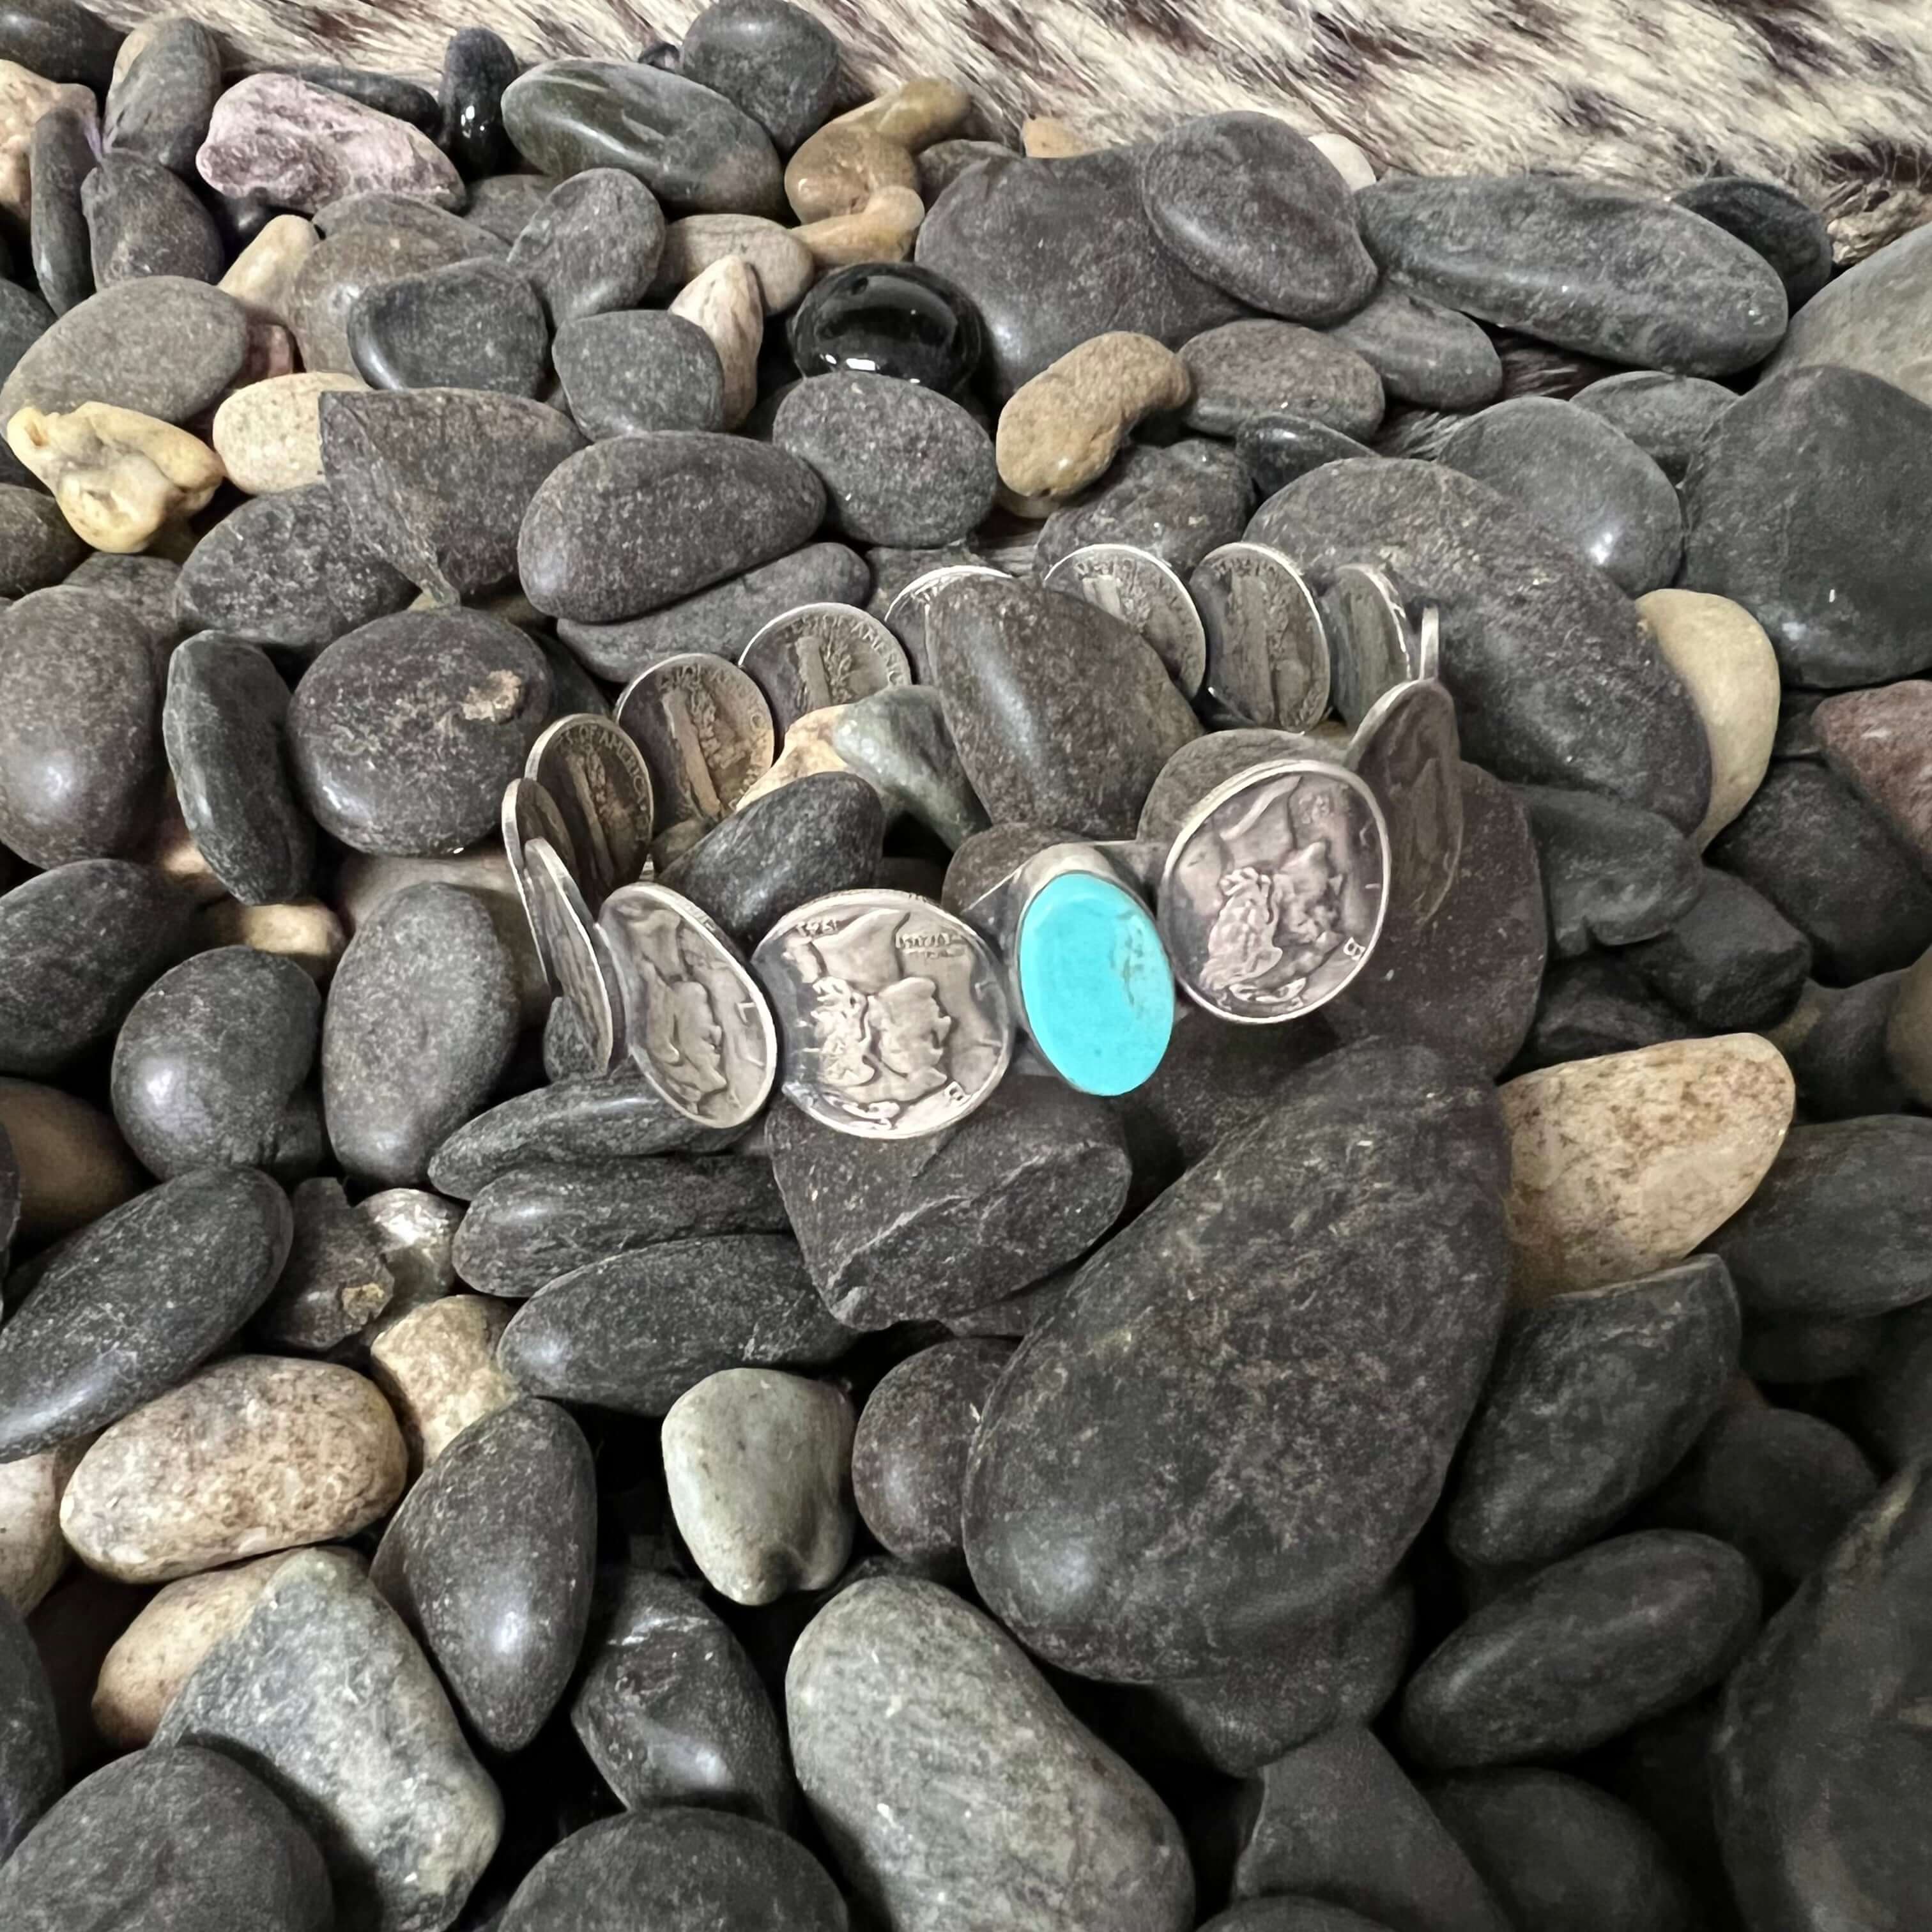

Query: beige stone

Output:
[6, 403, 224, 553]
[60, 1356, 408, 1584]
[192, 896, 348, 981]
[0, 1078, 144, 1239]
[368, 1293, 516, 1475]
[785, 118, 918, 222]
[669, 254, 763, 430]
[0, 1439, 84, 1613]
[1311, 130, 1377, 190]
[1021, 116, 1094, 158]
[1883, 945, 1932, 1106]
[734, 706, 854, 809]
[995, 332, 1190, 499]
[832, 77, 972, 151]
[211, 371, 365, 494]
[0, 61, 94, 220]
[795, 186, 924, 268]
[650, 213, 816, 312]
[1637, 589, 1780, 849]
[216, 213, 319, 330]
[1500, 1034, 1795, 1303]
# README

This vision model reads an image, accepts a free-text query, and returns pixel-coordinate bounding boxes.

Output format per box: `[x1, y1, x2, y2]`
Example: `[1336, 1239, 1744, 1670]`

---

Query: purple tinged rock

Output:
[82, 151, 223, 288]
[508, 167, 666, 326]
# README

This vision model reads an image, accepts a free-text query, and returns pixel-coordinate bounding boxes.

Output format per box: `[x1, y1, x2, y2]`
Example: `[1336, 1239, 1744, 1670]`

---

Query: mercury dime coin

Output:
[599, 883, 778, 1128]
[884, 564, 1009, 680]
[501, 778, 579, 981]
[1321, 562, 1417, 727]
[751, 889, 1015, 1139]
[1347, 677, 1463, 929]
[1043, 542, 1208, 697]
[1189, 542, 1331, 729]
[525, 836, 624, 1073]
[1416, 603, 1441, 682]
[524, 713, 655, 912]
[1158, 758, 1389, 1023]
[738, 602, 913, 737]
[615, 655, 776, 834]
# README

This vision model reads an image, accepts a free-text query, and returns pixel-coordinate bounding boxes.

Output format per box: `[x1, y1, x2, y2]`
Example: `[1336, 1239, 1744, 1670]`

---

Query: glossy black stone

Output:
[788, 260, 986, 390]
[438, 27, 521, 179]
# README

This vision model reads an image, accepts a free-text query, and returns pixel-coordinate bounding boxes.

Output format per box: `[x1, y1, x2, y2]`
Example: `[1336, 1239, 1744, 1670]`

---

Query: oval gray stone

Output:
[82, 151, 223, 288]
[1326, 281, 1502, 410]
[1761, 215, 1932, 402]
[1034, 438, 1252, 577]
[1182, 318, 1384, 440]
[0, 487, 83, 597]
[1572, 369, 1735, 481]
[102, 15, 222, 176]
[553, 309, 725, 439]
[508, 167, 666, 326]
[347, 257, 549, 396]
[0, 1593, 58, 1859]
[678, 0, 840, 150]
[287, 227, 476, 377]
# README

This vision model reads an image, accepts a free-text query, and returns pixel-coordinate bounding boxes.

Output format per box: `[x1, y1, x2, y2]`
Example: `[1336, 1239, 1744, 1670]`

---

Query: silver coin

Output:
[738, 602, 913, 737]
[1416, 603, 1441, 682]
[751, 889, 1015, 1139]
[1190, 542, 1331, 729]
[500, 778, 579, 982]
[1347, 677, 1464, 928]
[615, 655, 776, 834]
[1158, 758, 1389, 1023]
[1321, 563, 1417, 727]
[524, 713, 655, 912]
[599, 882, 778, 1128]
[884, 564, 1009, 680]
[525, 837, 623, 1072]
[1042, 542, 1208, 697]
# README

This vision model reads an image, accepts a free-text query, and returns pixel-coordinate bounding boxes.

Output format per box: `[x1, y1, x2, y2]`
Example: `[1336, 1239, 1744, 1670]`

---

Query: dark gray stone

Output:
[916, 136, 1009, 201]
[27, 107, 92, 315]
[679, 0, 839, 150]
[930, 574, 1201, 841]
[103, 15, 221, 176]
[916, 146, 1246, 396]
[1181, 319, 1384, 440]
[427, 1070, 741, 1199]
[288, 608, 551, 855]
[1425, 1768, 1698, 1932]
[1034, 438, 1252, 577]
[965, 1041, 1510, 1680]
[253, 1176, 394, 1353]
[1782, 971, 1911, 1119]
[0, 859, 192, 1077]
[348, 259, 549, 395]
[1328, 282, 1501, 410]
[1230, 1723, 1510, 1932]
[556, 540, 866, 678]
[1856, 1300, 1932, 1468]
[1708, 761, 1932, 983]
[1443, 1257, 1740, 1571]
[372, 1399, 596, 1752]
[1135, 730, 1319, 842]
[320, 387, 584, 604]
[0, 1593, 57, 1859]
[498, 1232, 849, 1414]
[1439, 397, 1682, 595]
[438, 27, 520, 180]
[570, 1568, 793, 1825]
[1516, 783, 1701, 956]
[452, 1156, 787, 1296]
[520, 430, 824, 623]
[292, 64, 440, 131]
[940, 819, 1071, 916]
[554, 309, 724, 438]
[508, 168, 666, 326]
[1519, 953, 1693, 1070]
[0, 586, 162, 868]
[831, 684, 987, 847]
[153, 1549, 502, 1932]
[0, 281, 54, 392]
[1684, 365, 1932, 686]
[0, 487, 84, 597]
[162, 632, 313, 906]
[1400, 1530, 1761, 1767]
[63, 550, 181, 647]
[1250, 459, 1712, 831]
[176, 482, 418, 659]
[1761, 216, 1932, 400]
[1743, 1314, 1882, 1386]
[772, 372, 995, 547]
[288, 227, 477, 378]
[1202, 1908, 1392, 1932]
[1234, 411, 1374, 494]
[1356, 175, 1788, 376]
[110, 946, 321, 1181]
[769, 1080, 1130, 1328]
[1138, 112, 1376, 323]
[1572, 369, 1735, 481]
[312, 191, 505, 259]
[0, 1166, 291, 1459]
[660, 770, 884, 949]
[0, 0, 119, 87]
[0, 275, 249, 423]
[498, 1808, 845, 1931]
[1623, 867, 1810, 1028]
[463, 171, 557, 243]
[1713, 1464, 1932, 1931]
[502, 59, 783, 215]
[1673, 175, 1832, 309]
[82, 152, 222, 288]
[0, 1744, 331, 1932]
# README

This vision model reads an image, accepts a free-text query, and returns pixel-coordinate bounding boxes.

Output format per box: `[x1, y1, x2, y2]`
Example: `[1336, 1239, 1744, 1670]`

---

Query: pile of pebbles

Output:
[0, 0, 1928, 1926]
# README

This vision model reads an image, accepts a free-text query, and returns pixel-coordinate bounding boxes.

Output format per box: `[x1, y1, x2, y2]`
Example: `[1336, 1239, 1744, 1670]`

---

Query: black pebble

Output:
[1515, 783, 1703, 955]
[438, 27, 521, 178]
[1622, 866, 1811, 1028]
[788, 261, 986, 390]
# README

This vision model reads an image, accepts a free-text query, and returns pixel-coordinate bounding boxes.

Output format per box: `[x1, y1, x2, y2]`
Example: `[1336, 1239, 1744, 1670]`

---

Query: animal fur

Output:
[96, 0, 1932, 259]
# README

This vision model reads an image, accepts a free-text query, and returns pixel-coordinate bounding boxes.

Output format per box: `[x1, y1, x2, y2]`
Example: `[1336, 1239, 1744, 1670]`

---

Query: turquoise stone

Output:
[1016, 871, 1174, 1096]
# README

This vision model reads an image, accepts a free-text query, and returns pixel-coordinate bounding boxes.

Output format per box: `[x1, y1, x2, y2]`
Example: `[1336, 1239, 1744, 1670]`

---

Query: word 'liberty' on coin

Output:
[739, 602, 912, 737]
[524, 712, 655, 912]
[1041, 542, 1208, 698]
[615, 654, 776, 834]
[752, 890, 1015, 1139]
[1346, 676, 1464, 929]
[598, 883, 777, 1128]
[884, 563, 1011, 680]
[1190, 540, 1331, 731]
[1158, 758, 1390, 1023]
[525, 835, 624, 1073]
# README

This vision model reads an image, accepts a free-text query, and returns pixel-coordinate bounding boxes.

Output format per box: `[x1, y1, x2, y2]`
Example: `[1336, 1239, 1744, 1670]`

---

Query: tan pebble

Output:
[211, 371, 365, 494]
[795, 185, 924, 268]
[785, 119, 919, 222]
[995, 332, 1190, 499]
[834, 77, 972, 150]
[734, 707, 855, 809]
[1637, 589, 1779, 849]
[651, 213, 816, 312]
[0, 1077, 143, 1239]
[5, 403, 223, 553]
[142, 786, 226, 905]
[59, 1357, 408, 1584]
[1020, 116, 1094, 158]
[0, 55, 94, 147]
[1310, 130, 1377, 190]
[0, 1439, 84, 1613]
[368, 1292, 517, 1474]
[217, 213, 319, 330]
[192, 896, 347, 981]
[669, 254, 763, 430]
[1499, 1034, 1795, 1303]
[1883, 946, 1932, 1106]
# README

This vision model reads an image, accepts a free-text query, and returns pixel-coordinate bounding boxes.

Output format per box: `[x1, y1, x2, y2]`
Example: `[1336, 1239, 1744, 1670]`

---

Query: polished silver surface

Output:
[751, 889, 1014, 1138]
[524, 836, 623, 1071]
[1321, 562, 1418, 727]
[1042, 542, 1208, 698]
[1347, 675, 1464, 928]
[738, 602, 913, 737]
[1189, 540, 1331, 729]
[615, 654, 776, 834]
[501, 778, 578, 981]
[1416, 602, 1441, 682]
[884, 564, 1009, 680]
[523, 712, 655, 911]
